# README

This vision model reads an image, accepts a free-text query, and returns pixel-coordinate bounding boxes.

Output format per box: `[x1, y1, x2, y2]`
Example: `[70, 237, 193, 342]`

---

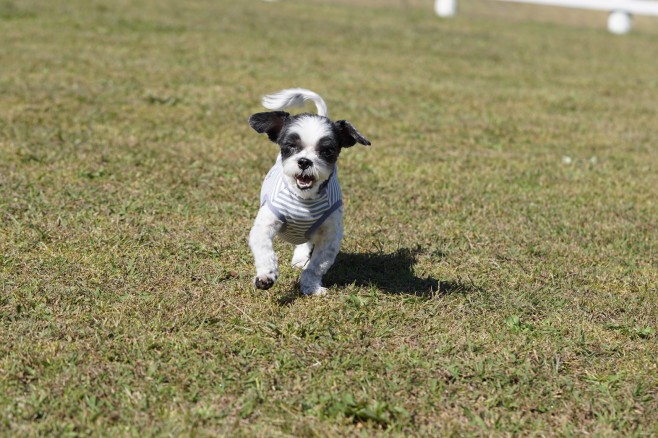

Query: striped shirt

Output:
[260, 156, 342, 245]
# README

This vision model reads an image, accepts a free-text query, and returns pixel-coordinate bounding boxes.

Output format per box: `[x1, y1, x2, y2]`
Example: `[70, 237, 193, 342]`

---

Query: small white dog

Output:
[248, 88, 371, 296]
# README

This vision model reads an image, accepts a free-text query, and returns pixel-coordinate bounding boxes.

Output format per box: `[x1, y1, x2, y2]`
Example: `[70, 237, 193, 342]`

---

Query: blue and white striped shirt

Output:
[260, 156, 342, 245]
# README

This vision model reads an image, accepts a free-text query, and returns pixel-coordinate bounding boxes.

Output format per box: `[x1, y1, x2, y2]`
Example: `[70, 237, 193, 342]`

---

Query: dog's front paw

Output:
[254, 273, 277, 290]
[302, 286, 328, 296]
[300, 270, 327, 296]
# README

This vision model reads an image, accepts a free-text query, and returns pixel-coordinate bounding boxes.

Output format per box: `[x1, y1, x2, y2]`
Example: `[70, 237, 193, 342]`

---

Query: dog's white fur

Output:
[280, 116, 335, 200]
[248, 88, 370, 296]
[262, 87, 329, 117]
[249, 204, 343, 296]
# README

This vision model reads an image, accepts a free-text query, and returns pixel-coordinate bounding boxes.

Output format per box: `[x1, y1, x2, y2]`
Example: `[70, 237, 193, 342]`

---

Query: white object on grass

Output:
[436, 0, 658, 34]
[607, 10, 633, 34]
[435, 0, 457, 17]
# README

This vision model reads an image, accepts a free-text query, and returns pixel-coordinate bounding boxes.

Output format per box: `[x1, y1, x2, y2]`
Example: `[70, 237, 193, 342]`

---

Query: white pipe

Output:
[497, 0, 658, 17]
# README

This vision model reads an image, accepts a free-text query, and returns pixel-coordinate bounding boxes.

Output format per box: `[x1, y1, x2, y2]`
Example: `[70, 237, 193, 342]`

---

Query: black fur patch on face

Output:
[278, 132, 302, 161]
[316, 136, 340, 165]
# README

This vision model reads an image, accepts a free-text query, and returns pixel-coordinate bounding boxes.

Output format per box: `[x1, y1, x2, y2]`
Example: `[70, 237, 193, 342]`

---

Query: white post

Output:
[435, 0, 457, 17]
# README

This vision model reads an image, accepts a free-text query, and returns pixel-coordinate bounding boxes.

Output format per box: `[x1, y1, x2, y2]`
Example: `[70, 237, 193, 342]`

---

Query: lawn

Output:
[1, 0, 657, 435]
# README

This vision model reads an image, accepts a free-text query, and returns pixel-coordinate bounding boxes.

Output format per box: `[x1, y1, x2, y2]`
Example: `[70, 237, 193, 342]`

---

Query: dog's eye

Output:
[282, 143, 298, 153]
[320, 148, 336, 158]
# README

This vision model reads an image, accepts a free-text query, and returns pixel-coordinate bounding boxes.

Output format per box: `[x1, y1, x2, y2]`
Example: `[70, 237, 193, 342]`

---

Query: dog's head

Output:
[249, 111, 370, 197]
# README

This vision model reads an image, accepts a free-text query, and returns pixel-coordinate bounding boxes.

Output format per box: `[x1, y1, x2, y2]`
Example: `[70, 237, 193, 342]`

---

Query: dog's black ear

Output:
[334, 120, 371, 148]
[248, 111, 290, 143]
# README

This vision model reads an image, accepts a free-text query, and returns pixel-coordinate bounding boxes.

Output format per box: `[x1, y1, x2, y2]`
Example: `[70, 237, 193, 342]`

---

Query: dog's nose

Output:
[298, 158, 312, 170]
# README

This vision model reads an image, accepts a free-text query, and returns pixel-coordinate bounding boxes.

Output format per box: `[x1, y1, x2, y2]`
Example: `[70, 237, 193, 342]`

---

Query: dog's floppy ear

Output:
[334, 120, 371, 148]
[248, 111, 290, 142]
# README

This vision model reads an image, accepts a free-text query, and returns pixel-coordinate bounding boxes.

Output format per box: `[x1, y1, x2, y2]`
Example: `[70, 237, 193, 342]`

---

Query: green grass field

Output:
[1, 0, 657, 435]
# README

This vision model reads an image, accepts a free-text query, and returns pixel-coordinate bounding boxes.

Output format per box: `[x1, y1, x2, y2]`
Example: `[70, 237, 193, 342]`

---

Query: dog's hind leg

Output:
[301, 210, 343, 296]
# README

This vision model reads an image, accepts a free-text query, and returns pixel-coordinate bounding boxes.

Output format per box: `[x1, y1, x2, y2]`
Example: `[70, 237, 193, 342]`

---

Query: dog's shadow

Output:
[277, 247, 476, 305]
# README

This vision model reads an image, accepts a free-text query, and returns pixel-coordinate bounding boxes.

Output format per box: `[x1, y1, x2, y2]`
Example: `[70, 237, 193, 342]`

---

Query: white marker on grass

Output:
[435, 0, 457, 17]
[608, 10, 633, 34]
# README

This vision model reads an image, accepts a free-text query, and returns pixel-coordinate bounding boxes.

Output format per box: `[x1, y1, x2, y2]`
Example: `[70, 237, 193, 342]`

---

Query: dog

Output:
[248, 88, 371, 296]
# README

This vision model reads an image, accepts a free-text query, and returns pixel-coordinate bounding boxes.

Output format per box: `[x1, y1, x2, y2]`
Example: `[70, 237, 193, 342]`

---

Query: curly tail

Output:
[261, 88, 328, 117]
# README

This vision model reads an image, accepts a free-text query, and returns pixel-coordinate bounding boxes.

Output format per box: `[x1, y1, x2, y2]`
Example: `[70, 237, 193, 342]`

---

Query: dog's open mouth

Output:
[295, 174, 315, 190]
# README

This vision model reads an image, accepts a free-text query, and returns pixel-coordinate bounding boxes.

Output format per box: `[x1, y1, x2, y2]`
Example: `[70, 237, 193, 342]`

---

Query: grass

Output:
[1, 0, 657, 435]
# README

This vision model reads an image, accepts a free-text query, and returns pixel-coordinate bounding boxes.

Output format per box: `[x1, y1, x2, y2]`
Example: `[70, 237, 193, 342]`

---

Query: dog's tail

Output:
[261, 88, 328, 117]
